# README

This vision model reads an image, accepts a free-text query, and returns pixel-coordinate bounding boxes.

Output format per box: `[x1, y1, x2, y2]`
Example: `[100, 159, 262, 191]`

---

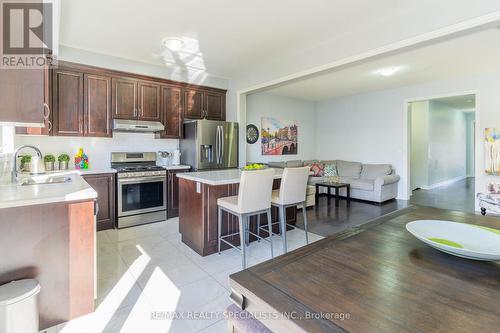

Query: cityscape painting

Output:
[261, 117, 298, 155]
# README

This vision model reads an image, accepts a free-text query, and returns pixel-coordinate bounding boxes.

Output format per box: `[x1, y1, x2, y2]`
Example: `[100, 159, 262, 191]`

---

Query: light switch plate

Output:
[196, 182, 201, 193]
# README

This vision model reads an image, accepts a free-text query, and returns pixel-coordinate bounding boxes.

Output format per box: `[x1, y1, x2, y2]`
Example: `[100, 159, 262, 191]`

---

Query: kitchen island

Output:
[177, 168, 297, 256]
[0, 172, 97, 329]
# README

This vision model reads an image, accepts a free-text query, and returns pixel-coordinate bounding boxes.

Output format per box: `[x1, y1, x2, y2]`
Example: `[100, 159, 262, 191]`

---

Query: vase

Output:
[59, 161, 68, 170]
[45, 162, 54, 171]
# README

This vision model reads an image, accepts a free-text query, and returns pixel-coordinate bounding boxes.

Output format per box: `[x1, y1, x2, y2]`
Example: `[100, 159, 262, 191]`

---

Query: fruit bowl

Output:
[241, 163, 267, 171]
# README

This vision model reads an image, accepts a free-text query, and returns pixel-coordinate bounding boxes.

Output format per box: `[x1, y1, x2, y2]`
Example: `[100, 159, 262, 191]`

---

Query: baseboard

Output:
[420, 176, 467, 190]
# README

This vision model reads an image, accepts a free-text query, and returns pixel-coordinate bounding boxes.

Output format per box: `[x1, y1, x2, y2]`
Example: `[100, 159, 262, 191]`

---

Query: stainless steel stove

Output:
[112, 152, 166, 229]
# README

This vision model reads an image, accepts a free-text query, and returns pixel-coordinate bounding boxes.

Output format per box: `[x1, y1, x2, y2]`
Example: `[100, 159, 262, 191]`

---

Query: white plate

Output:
[406, 220, 500, 261]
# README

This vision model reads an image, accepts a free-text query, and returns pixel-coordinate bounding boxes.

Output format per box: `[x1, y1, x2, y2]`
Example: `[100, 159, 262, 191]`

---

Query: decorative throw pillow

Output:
[324, 164, 338, 177]
[309, 163, 324, 177]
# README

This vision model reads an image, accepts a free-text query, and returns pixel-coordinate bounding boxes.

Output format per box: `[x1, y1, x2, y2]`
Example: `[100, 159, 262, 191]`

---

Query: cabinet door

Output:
[112, 77, 137, 119]
[15, 65, 51, 135]
[84, 74, 112, 137]
[0, 68, 45, 125]
[160, 86, 182, 138]
[52, 69, 84, 136]
[82, 174, 115, 231]
[167, 170, 189, 219]
[205, 91, 226, 121]
[182, 88, 204, 119]
[138, 82, 161, 121]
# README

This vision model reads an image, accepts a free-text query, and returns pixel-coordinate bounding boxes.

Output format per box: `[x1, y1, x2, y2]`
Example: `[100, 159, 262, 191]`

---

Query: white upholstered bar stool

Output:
[262, 167, 310, 254]
[217, 168, 275, 269]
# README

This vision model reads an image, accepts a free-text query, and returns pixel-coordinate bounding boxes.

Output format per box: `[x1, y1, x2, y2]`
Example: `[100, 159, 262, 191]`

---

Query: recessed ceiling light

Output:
[162, 38, 184, 51]
[375, 66, 401, 77]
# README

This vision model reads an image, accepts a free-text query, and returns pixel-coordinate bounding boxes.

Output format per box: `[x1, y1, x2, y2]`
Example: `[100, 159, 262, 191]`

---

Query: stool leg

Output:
[266, 208, 274, 258]
[238, 215, 247, 269]
[257, 214, 261, 242]
[245, 215, 250, 246]
[217, 206, 222, 255]
[303, 202, 309, 245]
[279, 205, 287, 253]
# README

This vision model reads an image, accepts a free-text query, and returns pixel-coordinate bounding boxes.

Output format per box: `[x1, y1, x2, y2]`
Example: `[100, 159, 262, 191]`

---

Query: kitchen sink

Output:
[21, 176, 72, 186]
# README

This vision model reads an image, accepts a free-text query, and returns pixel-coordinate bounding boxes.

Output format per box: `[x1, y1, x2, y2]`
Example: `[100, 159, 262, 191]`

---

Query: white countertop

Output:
[176, 168, 284, 186]
[163, 165, 191, 171]
[0, 170, 98, 209]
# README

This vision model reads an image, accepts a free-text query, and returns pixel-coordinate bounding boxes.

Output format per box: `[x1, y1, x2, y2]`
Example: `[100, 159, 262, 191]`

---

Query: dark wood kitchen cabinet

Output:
[183, 88, 204, 119]
[82, 173, 116, 230]
[84, 74, 112, 137]
[182, 88, 226, 121]
[52, 69, 84, 136]
[138, 81, 161, 121]
[158, 86, 183, 138]
[0, 68, 47, 126]
[112, 77, 137, 120]
[167, 169, 189, 219]
[205, 90, 226, 121]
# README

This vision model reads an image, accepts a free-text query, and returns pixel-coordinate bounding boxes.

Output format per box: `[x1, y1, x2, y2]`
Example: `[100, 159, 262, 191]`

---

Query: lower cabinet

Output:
[167, 169, 189, 219]
[82, 173, 116, 230]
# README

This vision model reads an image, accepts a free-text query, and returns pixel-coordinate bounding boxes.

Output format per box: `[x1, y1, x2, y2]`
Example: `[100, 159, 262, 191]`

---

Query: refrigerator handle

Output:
[220, 126, 224, 166]
[215, 126, 221, 165]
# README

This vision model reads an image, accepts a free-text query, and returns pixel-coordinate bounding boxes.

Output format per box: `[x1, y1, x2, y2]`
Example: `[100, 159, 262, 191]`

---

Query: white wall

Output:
[229, 5, 500, 165]
[245, 93, 316, 163]
[59, 46, 229, 90]
[427, 101, 467, 185]
[315, 68, 500, 205]
[410, 101, 430, 190]
[14, 133, 178, 170]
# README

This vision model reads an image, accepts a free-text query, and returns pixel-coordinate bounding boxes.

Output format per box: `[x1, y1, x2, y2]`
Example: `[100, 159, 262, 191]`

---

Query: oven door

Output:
[117, 176, 166, 217]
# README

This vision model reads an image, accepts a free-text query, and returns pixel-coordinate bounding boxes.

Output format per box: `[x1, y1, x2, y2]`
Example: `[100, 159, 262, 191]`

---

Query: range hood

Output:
[113, 119, 164, 133]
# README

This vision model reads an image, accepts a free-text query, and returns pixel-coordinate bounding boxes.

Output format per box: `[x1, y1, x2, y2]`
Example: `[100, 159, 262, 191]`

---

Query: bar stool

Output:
[260, 167, 310, 254]
[217, 168, 275, 269]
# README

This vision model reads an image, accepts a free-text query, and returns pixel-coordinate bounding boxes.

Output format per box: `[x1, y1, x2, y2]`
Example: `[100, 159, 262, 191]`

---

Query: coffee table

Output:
[315, 182, 350, 207]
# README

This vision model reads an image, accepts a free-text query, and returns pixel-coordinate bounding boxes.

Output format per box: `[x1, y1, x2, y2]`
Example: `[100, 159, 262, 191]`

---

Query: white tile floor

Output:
[45, 218, 323, 333]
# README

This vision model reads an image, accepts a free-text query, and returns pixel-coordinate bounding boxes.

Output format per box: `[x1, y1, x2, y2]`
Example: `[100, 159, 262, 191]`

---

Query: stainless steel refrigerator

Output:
[180, 120, 239, 170]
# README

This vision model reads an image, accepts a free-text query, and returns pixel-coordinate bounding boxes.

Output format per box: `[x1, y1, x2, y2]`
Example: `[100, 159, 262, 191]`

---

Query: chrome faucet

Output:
[12, 145, 43, 183]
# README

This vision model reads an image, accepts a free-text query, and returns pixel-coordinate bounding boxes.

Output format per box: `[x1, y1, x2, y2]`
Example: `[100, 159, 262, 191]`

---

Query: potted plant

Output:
[20, 155, 32, 172]
[58, 153, 70, 170]
[44, 154, 56, 171]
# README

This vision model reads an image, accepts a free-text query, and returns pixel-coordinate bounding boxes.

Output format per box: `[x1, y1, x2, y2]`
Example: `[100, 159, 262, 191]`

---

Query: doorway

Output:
[408, 93, 476, 212]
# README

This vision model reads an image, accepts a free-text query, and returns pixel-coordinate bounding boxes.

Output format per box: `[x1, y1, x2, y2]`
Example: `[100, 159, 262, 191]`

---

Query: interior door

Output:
[138, 82, 161, 121]
[112, 77, 137, 119]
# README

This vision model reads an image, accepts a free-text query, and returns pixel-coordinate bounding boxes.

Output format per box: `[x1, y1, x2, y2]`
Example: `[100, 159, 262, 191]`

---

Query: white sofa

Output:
[268, 160, 400, 204]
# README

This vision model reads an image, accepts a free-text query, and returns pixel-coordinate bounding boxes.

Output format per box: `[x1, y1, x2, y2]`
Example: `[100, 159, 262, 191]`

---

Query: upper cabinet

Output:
[112, 77, 137, 120]
[138, 82, 161, 121]
[13, 61, 226, 138]
[84, 74, 112, 137]
[159, 86, 183, 139]
[112, 78, 161, 122]
[0, 67, 48, 126]
[52, 66, 112, 137]
[183, 88, 226, 121]
[52, 69, 84, 136]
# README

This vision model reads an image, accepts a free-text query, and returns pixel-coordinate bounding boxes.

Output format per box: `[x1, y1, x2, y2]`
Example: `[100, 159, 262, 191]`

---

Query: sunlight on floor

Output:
[48, 218, 323, 333]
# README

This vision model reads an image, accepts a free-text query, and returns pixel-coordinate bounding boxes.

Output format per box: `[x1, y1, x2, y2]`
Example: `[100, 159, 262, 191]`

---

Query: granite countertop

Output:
[176, 168, 284, 186]
[0, 170, 98, 209]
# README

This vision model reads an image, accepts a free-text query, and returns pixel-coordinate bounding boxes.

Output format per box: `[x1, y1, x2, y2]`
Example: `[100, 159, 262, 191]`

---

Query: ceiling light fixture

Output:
[162, 38, 184, 51]
[376, 66, 401, 77]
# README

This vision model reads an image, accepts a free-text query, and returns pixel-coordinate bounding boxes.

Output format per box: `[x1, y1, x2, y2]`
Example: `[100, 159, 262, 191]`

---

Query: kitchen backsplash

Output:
[14, 132, 179, 170]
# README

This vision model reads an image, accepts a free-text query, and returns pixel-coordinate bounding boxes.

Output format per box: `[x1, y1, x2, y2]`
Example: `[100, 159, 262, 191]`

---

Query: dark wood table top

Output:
[229, 206, 500, 333]
[316, 182, 350, 188]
